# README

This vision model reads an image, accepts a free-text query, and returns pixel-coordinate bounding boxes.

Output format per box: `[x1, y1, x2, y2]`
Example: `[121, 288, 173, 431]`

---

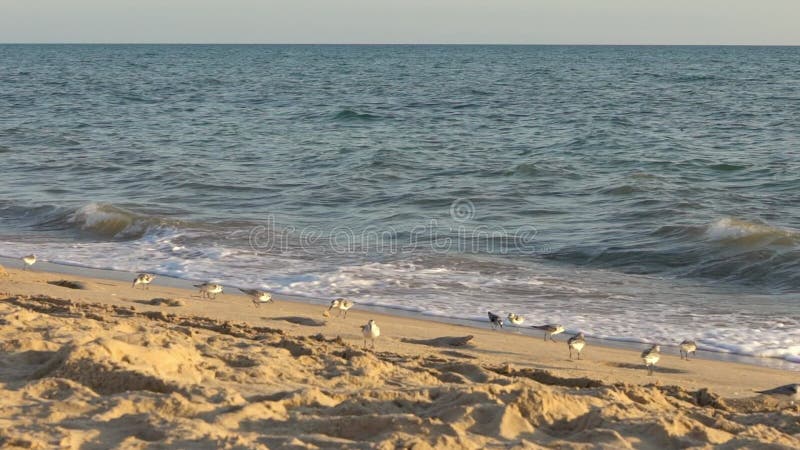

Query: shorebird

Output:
[238, 288, 273, 307]
[568, 332, 586, 360]
[641, 344, 661, 375]
[195, 282, 223, 299]
[22, 254, 36, 270]
[132, 273, 155, 289]
[507, 313, 525, 326]
[488, 311, 503, 329]
[361, 319, 380, 348]
[328, 298, 354, 318]
[534, 324, 564, 342]
[680, 339, 697, 360]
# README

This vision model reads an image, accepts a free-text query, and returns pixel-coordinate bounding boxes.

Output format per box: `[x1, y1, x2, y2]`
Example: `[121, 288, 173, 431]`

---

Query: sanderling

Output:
[328, 298, 354, 318]
[680, 339, 697, 360]
[195, 282, 223, 299]
[488, 311, 503, 329]
[507, 313, 525, 326]
[641, 344, 661, 375]
[238, 288, 273, 307]
[361, 319, 380, 348]
[533, 324, 565, 342]
[22, 254, 36, 270]
[132, 273, 155, 290]
[568, 332, 586, 360]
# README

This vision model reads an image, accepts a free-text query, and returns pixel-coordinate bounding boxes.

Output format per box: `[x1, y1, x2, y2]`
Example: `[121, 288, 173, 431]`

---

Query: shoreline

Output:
[2, 259, 799, 447]
[1, 256, 796, 372]
[0, 258, 797, 399]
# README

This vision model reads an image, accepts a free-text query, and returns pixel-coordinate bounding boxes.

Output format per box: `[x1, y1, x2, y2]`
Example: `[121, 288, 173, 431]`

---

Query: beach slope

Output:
[0, 266, 798, 448]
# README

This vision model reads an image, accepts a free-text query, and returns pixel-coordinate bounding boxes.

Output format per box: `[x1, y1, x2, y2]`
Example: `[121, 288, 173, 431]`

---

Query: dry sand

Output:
[0, 265, 798, 449]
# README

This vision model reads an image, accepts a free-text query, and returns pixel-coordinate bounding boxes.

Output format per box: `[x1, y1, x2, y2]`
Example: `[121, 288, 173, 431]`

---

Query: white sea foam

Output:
[705, 217, 799, 243]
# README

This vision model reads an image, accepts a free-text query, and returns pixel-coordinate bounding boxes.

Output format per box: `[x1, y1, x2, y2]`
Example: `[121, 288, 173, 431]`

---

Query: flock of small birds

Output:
[16, 255, 798, 398]
[488, 310, 702, 375]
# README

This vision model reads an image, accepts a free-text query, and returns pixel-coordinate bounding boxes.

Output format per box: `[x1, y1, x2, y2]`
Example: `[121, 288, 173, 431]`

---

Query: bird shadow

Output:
[607, 362, 689, 374]
[273, 316, 326, 327]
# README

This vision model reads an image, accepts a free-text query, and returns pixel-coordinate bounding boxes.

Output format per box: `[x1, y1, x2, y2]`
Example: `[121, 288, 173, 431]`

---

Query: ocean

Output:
[1, 44, 798, 366]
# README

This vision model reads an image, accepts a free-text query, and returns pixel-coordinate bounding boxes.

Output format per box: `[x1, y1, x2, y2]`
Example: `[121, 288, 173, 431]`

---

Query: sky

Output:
[1, 0, 799, 45]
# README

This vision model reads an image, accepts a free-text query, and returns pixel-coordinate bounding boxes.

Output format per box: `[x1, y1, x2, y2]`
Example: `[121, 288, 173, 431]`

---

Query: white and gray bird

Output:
[534, 324, 565, 342]
[680, 339, 697, 360]
[238, 288, 273, 307]
[132, 273, 155, 289]
[568, 332, 586, 360]
[327, 298, 354, 318]
[641, 344, 661, 375]
[22, 254, 36, 271]
[361, 319, 380, 348]
[195, 282, 223, 299]
[488, 311, 503, 329]
[507, 313, 525, 326]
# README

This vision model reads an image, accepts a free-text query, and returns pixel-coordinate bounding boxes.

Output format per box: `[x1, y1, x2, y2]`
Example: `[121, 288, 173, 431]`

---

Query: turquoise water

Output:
[1, 45, 799, 365]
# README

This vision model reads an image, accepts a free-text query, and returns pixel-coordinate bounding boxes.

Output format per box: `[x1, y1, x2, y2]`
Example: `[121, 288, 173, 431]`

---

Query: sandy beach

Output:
[0, 264, 797, 449]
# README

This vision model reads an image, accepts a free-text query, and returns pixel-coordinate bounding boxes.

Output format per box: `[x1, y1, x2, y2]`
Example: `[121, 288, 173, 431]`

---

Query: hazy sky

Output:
[1, 0, 799, 45]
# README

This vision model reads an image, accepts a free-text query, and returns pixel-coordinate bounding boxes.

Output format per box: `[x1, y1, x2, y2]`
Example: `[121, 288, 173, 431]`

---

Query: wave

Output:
[333, 109, 385, 121]
[66, 203, 168, 240]
[549, 217, 800, 291]
[1, 202, 181, 241]
[704, 217, 800, 246]
[708, 163, 747, 171]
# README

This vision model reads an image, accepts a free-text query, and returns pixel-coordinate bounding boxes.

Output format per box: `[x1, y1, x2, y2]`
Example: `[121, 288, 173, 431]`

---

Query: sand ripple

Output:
[0, 295, 798, 449]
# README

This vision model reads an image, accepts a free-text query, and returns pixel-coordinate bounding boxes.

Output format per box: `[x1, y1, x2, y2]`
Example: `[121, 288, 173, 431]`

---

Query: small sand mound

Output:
[47, 280, 87, 290]
[147, 298, 185, 307]
[401, 335, 475, 348]
[275, 316, 326, 327]
[487, 364, 605, 389]
[32, 337, 204, 395]
[0, 264, 8, 277]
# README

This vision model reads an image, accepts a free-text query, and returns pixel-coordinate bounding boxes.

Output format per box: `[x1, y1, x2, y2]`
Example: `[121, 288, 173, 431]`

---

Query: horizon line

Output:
[2, 42, 800, 47]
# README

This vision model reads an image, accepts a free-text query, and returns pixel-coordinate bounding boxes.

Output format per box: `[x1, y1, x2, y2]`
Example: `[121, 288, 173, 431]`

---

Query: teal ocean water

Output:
[1, 45, 799, 365]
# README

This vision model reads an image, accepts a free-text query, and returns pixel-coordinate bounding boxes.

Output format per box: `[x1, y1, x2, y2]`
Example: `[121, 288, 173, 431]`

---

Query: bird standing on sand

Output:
[195, 282, 223, 299]
[534, 324, 565, 342]
[641, 344, 661, 375]
[22, 254, 36, 270]
[132, 273, 155, 289]
[238, 288, 273, 307]
[328, 298, 354, 318]
[507, 313, 525, 326]
[361, 319, 380, 348]
[568, 332, 586, 360]
[680, 340, 697, 360]
[488, 311, 503, 329]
